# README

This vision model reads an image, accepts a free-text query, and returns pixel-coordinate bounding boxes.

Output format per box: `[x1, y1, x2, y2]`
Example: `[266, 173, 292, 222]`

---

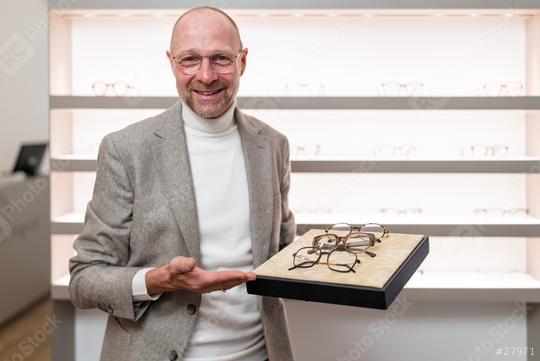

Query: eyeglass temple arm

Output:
[344, 245, 377, 257]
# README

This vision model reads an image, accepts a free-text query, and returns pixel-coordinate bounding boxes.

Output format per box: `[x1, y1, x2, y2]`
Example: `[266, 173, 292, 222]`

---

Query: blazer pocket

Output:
[114, 316, 131, 335]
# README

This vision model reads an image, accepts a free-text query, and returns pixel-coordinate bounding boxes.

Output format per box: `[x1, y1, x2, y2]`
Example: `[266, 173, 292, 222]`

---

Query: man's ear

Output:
[239, 48, 248, 76]
[166, 50, 176, 72]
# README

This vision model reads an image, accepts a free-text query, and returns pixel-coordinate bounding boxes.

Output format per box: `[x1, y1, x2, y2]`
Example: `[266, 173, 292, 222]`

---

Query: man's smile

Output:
[192, 88, 225, 100]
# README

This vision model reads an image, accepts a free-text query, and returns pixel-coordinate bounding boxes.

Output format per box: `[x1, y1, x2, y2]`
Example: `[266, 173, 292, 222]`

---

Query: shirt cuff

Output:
[132, 268, 162, 302]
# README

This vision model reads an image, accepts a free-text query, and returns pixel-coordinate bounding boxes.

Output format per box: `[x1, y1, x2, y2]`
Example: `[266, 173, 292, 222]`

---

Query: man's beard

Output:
[184, 81, 234, 119]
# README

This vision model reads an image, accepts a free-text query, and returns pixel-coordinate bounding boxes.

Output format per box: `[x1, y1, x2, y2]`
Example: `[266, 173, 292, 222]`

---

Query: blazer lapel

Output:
[152, 102, 201, 263]
[236, 108, 274, 268]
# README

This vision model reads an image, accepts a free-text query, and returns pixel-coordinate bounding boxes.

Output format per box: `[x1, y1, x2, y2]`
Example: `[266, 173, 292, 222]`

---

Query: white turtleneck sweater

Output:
[131, 100, 267, 361]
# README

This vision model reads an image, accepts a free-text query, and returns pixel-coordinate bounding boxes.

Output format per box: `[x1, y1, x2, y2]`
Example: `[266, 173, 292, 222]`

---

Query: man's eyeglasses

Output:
[288, 223, 388, 273]
[172, 51, 242, 75]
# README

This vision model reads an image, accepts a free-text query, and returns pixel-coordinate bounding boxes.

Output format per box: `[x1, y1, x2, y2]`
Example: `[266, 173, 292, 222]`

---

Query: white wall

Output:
[0, 0, 49, 172]
[0, 0, 50, 327]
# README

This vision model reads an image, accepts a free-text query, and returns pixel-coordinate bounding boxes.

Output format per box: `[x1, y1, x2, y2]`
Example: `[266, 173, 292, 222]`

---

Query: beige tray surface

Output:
[255, 229, 425, 289]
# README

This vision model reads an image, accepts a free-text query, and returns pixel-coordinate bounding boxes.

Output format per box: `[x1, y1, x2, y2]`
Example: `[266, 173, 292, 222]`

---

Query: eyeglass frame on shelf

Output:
[374, 144, 417, 157]
[474, 208, 529, 217]
[379, 207, 423, 216]
[292, 143, 321, 157]
[91, 81, 138, 96]
[379, 82, 424, 96]
[468, 144, 509, 157]
[481, 81, 524, 96]
[284, 82, 325, 96]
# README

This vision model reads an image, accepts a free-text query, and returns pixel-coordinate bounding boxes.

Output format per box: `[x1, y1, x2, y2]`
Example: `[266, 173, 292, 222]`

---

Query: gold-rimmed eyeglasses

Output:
[288, 223, 388, 273]
[312, 223, 388, 256]
[172, 50, 243, 75]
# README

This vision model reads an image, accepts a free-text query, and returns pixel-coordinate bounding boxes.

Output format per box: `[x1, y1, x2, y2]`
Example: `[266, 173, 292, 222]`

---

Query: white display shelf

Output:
[50, 95, 540, 111]
[51, 211, 540, 237]
[52, 212, 86, 235]
[403, 272, 540, 302]
[47, 0, 540, 11]
[52, 273, 71, 300]
[295, 213, 540, 237]
[51, 271, 540, 302]
[51, 156, 540, 173]
[52, 155, 97, 172]
[289, 157, 540, 173]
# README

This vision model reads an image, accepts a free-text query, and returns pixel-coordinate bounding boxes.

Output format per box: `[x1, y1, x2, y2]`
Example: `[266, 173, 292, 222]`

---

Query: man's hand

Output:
[145, 256, 256, 297]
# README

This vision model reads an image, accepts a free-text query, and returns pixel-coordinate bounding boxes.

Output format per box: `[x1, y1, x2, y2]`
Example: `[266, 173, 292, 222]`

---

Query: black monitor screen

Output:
[12, 143, 47, 177]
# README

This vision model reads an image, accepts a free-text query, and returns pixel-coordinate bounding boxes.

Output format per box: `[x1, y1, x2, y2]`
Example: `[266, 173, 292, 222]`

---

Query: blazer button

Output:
[186, 304, 197, 315]
[168, 350, 178, 360]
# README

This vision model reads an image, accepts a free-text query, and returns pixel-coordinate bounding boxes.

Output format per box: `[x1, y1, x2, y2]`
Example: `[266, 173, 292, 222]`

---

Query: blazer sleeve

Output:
[279, 137, 296, 250]
[68, 134, 150, 321]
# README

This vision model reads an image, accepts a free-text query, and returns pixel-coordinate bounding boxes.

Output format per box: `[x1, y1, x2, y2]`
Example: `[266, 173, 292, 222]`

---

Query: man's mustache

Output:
[189, 81, 226, 92]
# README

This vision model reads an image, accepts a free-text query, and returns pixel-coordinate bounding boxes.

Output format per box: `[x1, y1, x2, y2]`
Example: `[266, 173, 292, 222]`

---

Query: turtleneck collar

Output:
[181, 99, 236, 135]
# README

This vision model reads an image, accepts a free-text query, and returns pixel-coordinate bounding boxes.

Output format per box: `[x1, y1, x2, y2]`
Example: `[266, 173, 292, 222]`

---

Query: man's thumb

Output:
[169, 256, 196, 275]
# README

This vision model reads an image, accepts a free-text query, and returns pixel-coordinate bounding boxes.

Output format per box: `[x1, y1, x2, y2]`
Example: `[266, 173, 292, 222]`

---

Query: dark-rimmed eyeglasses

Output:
[288, 246, 361, 273]
[172, 51, 242, 75]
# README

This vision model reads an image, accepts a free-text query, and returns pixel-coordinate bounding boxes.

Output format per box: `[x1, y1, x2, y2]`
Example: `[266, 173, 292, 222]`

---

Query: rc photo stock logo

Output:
[0, 32, 35, 77]
[0, 214, 13, 246]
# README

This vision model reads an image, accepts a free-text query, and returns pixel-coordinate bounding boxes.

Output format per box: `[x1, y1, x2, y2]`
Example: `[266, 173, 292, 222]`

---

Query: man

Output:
[69, 7, 295, 361]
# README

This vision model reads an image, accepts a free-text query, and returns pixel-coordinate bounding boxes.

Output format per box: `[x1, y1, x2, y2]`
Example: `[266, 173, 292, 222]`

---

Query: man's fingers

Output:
[211, 270, 252, 285]
[203, 278, 250, 294]
[169, 267, 256, 293]
[194, 270, 253, 293]
[220, 278, 253, 292]
[168, 256, 196, 275]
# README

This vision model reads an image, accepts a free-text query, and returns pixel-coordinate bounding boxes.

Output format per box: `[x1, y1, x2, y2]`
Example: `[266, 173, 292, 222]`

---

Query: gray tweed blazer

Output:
[68, 101, 296, 361]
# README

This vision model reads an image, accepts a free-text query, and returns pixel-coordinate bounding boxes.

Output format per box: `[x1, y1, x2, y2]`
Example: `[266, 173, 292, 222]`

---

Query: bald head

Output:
[166, 6, 248, 119]
[170, 7, 243, 53]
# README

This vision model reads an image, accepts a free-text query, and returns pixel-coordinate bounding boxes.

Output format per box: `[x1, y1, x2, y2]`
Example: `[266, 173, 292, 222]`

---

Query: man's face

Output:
[167, 12, 247, 119]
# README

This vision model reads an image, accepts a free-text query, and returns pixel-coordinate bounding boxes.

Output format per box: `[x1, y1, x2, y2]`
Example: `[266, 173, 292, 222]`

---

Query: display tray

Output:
[247, 229, 429, 309]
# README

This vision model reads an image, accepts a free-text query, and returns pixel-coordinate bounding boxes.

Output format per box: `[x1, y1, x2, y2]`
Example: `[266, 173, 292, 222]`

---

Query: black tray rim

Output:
[247, 235, 430, 309]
